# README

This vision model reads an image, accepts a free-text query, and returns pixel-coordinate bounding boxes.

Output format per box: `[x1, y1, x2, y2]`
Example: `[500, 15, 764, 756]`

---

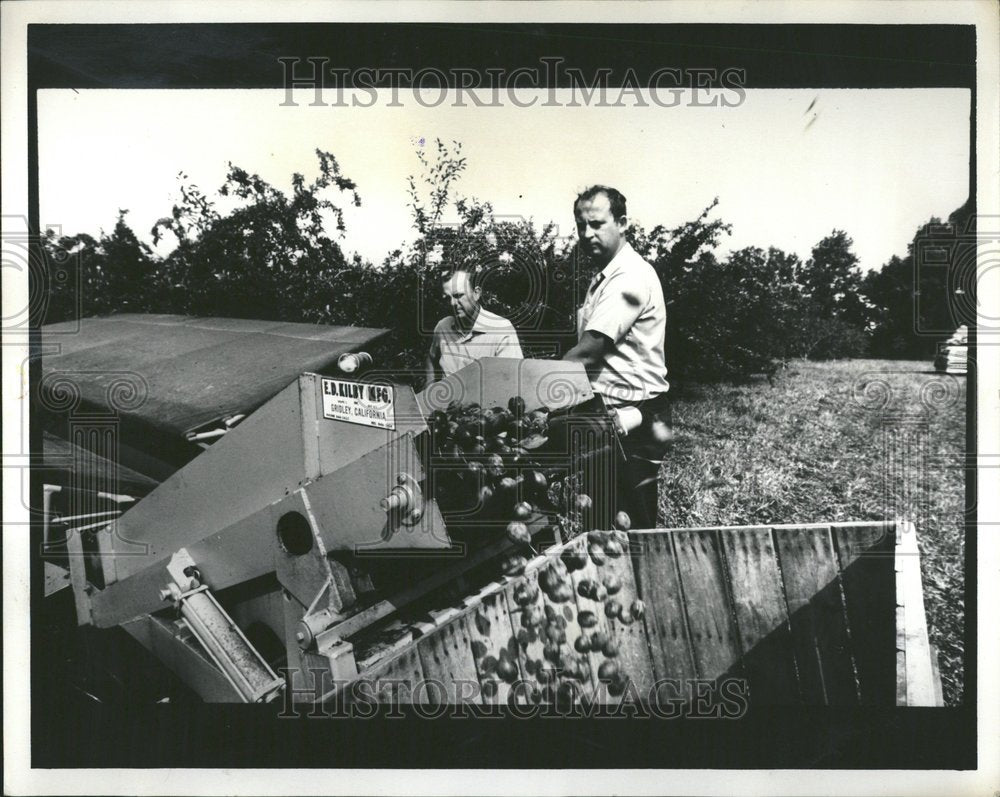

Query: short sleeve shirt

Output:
[577, 242, 670, 405]
[431, 307, 524, 376]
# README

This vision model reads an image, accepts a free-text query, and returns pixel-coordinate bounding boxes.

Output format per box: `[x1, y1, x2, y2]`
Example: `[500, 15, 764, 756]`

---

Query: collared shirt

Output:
[577, 242, 670, 406]
[430, 307, 524, 376]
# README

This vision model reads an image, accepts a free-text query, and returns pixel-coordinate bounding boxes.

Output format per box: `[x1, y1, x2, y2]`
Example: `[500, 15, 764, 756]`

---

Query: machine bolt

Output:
[397, 473, 408, 486]
[159, 588, 173, 602]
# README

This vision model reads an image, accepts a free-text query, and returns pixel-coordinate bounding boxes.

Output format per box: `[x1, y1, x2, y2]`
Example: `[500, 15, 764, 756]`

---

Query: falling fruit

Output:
[521, 604, 543, 627]
[524, 470, 548, 494]
[502, 553, 527, 577]
[574, 493, 593, 512]
[602, 573, 622, 595]
[589, 630, 608, 649]
[514, 582, 538, 607]
[496, 657, 518, 683]
[513, 501, 532, 520]
[604, 539, 624, 558]
[597, 660, 619, 682]
[556, 681, 579, 706]
[561, 547, 588, 572]
[574, 635, 591, 653]
[589, 544, 607, 566]
[630, 599, 645, 620]
[549, 582, 574, 604]
[602, 638, 620, 658]
[608, 673, 628, 697]
[578, 610, 598, 628]
[605, 599, 623, 619]
[506, 521, 531, 548]
[613, 511, 631, 531]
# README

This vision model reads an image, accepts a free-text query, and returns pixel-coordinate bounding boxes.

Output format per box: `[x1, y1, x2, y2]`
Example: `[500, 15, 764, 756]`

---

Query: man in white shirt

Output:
[425, 268, 523, 385]
[564, 186, 671, 528]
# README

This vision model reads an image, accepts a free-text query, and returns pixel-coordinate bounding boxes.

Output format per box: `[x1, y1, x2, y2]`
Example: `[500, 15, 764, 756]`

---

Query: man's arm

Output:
[424, 354, 438, 389]
[424, 332, 441, 388]
[564, 330, 614, 377]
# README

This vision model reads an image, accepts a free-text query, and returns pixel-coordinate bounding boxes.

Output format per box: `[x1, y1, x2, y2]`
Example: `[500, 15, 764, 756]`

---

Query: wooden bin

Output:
[346, 520, 943, 707]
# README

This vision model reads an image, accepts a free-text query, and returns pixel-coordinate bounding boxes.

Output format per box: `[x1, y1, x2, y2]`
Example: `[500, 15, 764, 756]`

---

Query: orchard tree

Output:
[151, 150, 361, 322]
[800, 229, 867, 326]
[42, 210, 162, 323]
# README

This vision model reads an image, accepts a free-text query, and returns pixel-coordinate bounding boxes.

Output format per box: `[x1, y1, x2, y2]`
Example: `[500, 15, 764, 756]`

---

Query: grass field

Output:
[657, 359, 967, 705]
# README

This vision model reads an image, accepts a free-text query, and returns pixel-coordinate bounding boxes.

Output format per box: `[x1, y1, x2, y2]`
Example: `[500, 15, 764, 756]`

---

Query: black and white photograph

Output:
[3, 2, 998, 795]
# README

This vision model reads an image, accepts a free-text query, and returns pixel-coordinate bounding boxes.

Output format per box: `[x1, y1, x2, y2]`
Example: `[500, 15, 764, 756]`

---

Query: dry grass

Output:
[658, 359, 967, 705]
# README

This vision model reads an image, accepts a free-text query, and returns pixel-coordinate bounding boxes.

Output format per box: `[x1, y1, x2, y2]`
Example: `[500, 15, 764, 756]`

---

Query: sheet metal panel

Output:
[41, 315, 389, 437]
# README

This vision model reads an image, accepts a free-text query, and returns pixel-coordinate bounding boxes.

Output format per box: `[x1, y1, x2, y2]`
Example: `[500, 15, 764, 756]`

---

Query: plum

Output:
[578, 611, 598, 629]
[506, 521, 531, 548]
[613, 511, 632, 531]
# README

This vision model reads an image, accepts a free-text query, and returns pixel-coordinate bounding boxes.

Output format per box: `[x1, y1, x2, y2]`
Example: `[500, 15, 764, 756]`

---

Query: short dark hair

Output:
[574, 185, 627, 220]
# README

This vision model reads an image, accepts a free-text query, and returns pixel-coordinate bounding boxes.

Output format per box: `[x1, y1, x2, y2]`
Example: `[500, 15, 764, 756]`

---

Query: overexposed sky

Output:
[38, 88, 969, 272]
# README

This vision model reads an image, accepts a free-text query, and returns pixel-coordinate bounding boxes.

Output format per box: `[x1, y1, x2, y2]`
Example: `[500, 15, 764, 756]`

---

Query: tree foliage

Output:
[42, 138, 958, 386]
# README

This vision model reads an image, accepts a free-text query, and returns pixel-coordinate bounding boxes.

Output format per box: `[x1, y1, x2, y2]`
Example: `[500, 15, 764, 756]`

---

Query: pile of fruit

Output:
[428, 398, 643, 704]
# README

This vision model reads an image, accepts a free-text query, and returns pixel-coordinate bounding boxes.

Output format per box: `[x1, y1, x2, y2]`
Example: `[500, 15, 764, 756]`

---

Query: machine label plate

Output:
[320, 378, 396, 430]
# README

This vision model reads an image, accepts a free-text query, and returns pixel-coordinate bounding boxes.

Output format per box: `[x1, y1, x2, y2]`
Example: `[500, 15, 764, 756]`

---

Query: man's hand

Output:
[563, 330, 614, 377]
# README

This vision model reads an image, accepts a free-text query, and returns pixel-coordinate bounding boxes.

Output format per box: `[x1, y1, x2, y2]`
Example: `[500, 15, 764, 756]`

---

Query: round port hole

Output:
[276, 511, 313, 555]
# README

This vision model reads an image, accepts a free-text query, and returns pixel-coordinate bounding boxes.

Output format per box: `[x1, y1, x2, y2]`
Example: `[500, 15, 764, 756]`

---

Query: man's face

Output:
[575, 193, 627, 266]
[443, 271, 482, 325]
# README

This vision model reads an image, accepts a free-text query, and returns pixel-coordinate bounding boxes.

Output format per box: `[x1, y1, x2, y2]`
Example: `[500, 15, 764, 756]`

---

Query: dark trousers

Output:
[616, 392, 672, 530]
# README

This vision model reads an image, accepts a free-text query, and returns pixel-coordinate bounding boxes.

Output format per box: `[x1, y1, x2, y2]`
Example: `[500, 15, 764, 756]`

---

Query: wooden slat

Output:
[834, 522, 896, 705]
[536, 547, 594, 700]
[721, 527, 801, 705]
[773, 525, 858, 705]
[584, 532, 656, 703]
[503, 567, 548, 704]
[894, 521, 940, 706]
[568, 536, 616, 701]
[672, 530, 742, 682]
[630, 531, 697, 688]
[355, 643, 427, 704]
[467, 589, 521, 705]
[416, 613, 482, 705]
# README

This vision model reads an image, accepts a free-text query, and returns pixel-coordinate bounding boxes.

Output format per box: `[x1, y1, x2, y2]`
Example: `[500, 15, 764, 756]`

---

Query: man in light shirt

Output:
[564, 185, 671, 528]
[425, 267, 523, 385]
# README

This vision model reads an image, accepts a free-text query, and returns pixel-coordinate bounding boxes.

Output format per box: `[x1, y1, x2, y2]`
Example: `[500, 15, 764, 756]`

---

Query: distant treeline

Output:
[40, 142, 972, 384]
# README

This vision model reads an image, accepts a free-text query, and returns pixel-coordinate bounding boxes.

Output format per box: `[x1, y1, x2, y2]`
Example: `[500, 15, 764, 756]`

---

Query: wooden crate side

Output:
[721, 527, 801, 705]
[599, 533, 657, 702]
[566, 533, 654, 704]
[416, 612, 482, 705]
[672, 529, 743, 683]
[629, 531, 697, 686]
[467, 588, 522, 706]
[894, 521, 943, 706]
[503, 567, 549, 703]
[536, 545, 596, 700]
[567, 537, 613, 699]
[773, 526, 859, 705]
[834, 523, 896, 705]
[354, 643, 428, 704]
